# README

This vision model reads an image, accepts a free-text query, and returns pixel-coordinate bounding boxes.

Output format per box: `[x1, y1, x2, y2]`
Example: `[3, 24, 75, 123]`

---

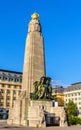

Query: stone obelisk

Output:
[22, 13, 45, 94]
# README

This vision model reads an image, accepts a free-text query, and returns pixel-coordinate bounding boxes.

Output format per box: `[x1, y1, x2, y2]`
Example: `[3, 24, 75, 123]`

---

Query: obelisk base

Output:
[7, 91, 30, 126]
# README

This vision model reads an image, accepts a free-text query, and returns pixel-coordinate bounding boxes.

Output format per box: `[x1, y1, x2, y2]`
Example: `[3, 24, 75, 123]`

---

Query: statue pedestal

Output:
[27, 100, 52, 127]
[7, 99, 67, 127]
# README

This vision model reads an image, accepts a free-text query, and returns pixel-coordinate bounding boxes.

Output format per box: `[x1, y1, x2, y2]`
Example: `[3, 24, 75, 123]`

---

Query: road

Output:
[0, 122, 81, 130]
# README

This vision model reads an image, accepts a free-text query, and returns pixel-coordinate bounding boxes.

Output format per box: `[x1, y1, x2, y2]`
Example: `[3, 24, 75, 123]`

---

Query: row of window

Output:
[0, 94, 21, 107]
[66, 97, 81, 101]
[66, 87, 81, 92]
[0, 94, 20, 102]
[0, 102, 10, 107]
[0, 76, 22, 82]
[0, 85, 22, 89]
[65, 92, 81, 97]
[0, 90, 21, 95]
[0, 102, 16, 107]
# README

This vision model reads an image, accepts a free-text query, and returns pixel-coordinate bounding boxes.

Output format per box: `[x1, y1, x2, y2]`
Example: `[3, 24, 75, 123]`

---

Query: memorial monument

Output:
[7, 13, 67, 127]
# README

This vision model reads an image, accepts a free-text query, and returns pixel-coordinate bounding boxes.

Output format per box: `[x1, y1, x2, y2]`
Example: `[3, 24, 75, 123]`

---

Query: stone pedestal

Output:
[7, 100, 22, 125]
[27, 100, 52, 127]
[7, 100, 67, 127]
[7, 92, 30, 127]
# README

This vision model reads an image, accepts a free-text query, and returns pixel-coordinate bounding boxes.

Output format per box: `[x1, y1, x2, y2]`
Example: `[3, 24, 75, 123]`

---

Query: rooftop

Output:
[0, 69, 22, 74]
[64, 82, 81, 92]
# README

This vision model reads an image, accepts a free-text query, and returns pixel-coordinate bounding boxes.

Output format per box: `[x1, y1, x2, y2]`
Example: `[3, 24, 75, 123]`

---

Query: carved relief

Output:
[28, 19, 41, 32]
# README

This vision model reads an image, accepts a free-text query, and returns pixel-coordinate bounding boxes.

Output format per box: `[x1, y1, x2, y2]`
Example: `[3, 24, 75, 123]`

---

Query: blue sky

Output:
[0, 0, 81, 86]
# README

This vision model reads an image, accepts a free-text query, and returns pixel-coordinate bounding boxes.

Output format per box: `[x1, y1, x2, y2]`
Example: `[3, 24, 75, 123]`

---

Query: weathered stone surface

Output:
[27, 100, 67, 127]
[22, 17, 45, 94]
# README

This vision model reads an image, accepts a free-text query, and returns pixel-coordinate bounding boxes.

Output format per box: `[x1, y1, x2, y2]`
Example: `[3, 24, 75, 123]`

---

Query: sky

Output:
[0, 0, 81, 87]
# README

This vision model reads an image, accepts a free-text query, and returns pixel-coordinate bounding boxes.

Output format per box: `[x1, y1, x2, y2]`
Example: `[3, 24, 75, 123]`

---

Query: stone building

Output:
[52, 86, 65, 106]
[0, 69, 22, 109]
[64, 82, 81, 117]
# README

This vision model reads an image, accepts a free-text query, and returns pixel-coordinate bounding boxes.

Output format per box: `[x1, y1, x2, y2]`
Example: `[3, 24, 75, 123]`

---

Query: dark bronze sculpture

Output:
[30, 76, 53, 100]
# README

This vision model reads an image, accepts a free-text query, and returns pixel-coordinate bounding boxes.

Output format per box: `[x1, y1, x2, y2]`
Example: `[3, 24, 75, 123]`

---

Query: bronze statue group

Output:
[30, 76, 53, 100]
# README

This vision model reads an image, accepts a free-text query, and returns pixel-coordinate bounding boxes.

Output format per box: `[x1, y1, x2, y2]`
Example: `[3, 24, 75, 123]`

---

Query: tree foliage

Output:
[65, 100, 81, 126]
[66, 100, 77, 116]
[68, 115, 81, 126]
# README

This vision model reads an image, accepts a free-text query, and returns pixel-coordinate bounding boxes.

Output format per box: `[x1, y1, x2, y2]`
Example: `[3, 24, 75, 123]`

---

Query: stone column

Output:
[16, 91, 19, 99]
[4, 89, 7, 108]
[10, 90, 13, 108]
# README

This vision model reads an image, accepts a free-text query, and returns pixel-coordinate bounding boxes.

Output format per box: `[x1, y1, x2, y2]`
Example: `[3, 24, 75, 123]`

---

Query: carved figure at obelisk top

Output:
[22, 13, 46, 95]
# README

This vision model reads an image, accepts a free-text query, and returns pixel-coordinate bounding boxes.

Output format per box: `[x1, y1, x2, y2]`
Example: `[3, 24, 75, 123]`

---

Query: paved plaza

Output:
[0, 122, 81, 130]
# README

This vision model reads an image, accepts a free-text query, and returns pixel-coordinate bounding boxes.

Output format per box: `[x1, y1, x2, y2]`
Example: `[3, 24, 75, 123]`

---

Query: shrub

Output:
[67, 115, 81, 126]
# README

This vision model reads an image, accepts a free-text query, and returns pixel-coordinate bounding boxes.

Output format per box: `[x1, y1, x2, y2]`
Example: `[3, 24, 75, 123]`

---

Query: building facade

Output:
[64, 82, 81, 117]
[0, 69, 22, 109]
[52, 86, 64, 106]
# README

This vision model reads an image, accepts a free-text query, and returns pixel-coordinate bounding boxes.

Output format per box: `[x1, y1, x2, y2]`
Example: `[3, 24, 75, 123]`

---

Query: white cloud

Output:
[51, 79, 70, 88]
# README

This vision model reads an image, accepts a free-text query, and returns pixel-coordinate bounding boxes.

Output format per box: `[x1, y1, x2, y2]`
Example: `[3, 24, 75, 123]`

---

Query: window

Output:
[17, 86, 21, 89]
[20, 86, 22, 89]
[14, 86, 16, 89]
[16, 79, 19, 82]
[20, 79, 22, 83]
[14, 78, 19, 82]
[78, 93, 80, 95]
[75, 93, 77, 96]
[13, 97, 16, 100]
[68, 94, 70, 97]
[0, 103, 3, 106]
[13, 90, 16, 94]
[8, 85, 10, 88]
[2, 84, 4, 87]
[6, 102, 10, 107]
[9, 78, 13, 81]
[6, 96, 10, 100]
[1, 96, 4, 99]
[75, 98, 77, 100]
[3, 77, 7, 80]
[7, 90, 10, 94]
[79, 102, 81, 105]
[1, 89, 4, 93]
[14, 78, 16, 82]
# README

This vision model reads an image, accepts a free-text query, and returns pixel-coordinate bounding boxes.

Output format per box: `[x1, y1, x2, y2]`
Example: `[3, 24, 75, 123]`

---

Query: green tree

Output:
[66, 100, 77, 116]
[65, 100, 81, 126]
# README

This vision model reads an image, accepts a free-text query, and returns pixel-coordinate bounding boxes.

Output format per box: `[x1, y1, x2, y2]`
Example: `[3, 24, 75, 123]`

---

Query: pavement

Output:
[0, 122, 81, 130]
